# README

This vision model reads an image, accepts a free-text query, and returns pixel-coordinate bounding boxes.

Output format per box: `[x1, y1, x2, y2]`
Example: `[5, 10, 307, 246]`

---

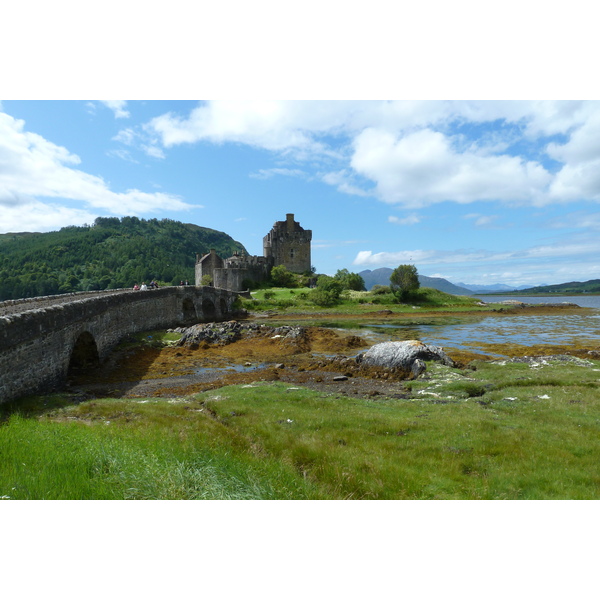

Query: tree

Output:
[334, 268, 366, 291]
[390, 264, 420, 301]
[270, 265, 297, 288]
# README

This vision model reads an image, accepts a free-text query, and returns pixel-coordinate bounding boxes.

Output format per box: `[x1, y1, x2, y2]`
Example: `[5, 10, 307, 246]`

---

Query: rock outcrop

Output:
[177, 321, 306, 347]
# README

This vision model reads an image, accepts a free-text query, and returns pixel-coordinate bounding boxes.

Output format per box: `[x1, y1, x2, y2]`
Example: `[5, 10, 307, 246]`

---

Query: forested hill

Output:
[0, 216, 246, 300]
[514, 279, 600, 294]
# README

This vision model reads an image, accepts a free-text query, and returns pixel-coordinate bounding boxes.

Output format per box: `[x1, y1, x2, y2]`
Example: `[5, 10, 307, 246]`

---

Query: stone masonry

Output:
[0, 286, 238, 403]
[195, 214, 312, 291]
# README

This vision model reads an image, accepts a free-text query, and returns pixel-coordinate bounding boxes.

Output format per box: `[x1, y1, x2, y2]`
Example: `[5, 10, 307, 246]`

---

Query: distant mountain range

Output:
[455, 282, 537, 293]
[359, 269, 473, 295]
[357, 269, 557, 295]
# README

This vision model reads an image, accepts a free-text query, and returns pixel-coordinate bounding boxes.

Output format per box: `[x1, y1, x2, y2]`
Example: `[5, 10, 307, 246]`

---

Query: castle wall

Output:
[213, 263, 271, 291]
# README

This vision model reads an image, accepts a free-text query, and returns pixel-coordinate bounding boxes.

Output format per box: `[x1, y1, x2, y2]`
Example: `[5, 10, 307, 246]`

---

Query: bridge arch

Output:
[68, 331, 100, 374]
[182, 297, 198, 322]
[201, 298, 217, 320]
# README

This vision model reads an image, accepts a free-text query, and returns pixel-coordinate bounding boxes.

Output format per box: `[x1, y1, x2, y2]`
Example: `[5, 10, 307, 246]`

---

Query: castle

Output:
[195, 214, 312, 291]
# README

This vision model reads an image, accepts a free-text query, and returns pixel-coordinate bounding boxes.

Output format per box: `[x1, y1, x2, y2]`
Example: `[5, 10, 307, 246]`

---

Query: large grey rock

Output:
[357, 340, 455, 371]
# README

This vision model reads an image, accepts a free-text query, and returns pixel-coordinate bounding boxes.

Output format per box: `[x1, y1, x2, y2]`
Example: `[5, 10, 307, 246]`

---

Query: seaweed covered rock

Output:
[357, 340, 455, 372]
[176, 321, 306, 347]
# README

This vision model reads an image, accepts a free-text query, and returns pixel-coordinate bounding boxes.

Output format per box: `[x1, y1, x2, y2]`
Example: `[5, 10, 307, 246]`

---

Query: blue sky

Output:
[2, 99, 600, 287]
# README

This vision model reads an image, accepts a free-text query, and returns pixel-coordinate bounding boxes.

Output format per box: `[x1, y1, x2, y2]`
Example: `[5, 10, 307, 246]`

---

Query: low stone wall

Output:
[0, 286, 237, 403]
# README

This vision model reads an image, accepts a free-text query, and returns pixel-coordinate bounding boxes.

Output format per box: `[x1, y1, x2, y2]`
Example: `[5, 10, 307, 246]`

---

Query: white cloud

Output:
[353, 238, 600, 270]
[350, 127, 552, 208]
[141, 144, 166, 159]
[106, 148, 139, 163]
[148, 101, 325, 153]
[113, 128, 136, 145]
[464, 213, 498, 227]
[546, 210, 600, 230]
[0, 112, 195, 227]
[141, 100, 600, 209]
[100, 100, 130, 119]
[250, 168, 306, 180]
[0, 199, 99, 233]
[320, 170, 373, 197]
[388, 214, 420, 225]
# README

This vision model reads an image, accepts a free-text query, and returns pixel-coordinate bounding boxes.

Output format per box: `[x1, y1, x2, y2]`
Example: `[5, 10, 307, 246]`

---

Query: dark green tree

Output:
[333, 268, 366, 291]
[270, 265, 297, 288]
[390, 264, 420, 301]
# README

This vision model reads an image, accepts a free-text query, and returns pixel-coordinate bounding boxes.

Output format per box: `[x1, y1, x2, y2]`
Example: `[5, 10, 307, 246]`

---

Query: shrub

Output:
[371, 285, 391, 295]
[270, 265, 297, 288]
[309, 289, 339, 307]
[276, 299, 295, 309]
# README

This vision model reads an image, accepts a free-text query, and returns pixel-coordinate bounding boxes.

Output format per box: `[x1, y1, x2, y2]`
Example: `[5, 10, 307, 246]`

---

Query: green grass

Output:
[0, 396, 322, 500]
[2, 356, 599, 499]
[244, 286, 487, 314]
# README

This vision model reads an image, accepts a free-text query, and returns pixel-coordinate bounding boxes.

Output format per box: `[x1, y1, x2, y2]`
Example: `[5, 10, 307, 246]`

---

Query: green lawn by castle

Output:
[243, 287, 493, 314]
[2, 357, 599, 500]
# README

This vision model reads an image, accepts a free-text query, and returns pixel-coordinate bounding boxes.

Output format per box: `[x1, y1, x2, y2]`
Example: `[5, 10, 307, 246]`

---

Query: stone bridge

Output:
[0, 286, 239, 403]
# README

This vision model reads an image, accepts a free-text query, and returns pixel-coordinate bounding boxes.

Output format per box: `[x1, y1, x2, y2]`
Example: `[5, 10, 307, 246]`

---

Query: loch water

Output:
[302, 296, 600, 357]
[473, 295, 600, 309]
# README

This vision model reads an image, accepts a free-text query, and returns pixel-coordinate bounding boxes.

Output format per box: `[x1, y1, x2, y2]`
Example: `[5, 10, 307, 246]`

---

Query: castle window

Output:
[290, 249, 296, 259]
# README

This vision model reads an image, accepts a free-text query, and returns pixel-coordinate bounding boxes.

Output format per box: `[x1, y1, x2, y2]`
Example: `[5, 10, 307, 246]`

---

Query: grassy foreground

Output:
[2, 356, 599, 500]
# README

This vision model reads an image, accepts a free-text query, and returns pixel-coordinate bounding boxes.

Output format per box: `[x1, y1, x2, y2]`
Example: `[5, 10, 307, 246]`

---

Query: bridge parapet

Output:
[0, 286, 239, 403]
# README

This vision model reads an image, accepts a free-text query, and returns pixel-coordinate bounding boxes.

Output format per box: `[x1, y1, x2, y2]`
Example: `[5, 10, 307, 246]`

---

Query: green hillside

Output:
[0, 216, 246, 300]
[514, 279, 600, 295]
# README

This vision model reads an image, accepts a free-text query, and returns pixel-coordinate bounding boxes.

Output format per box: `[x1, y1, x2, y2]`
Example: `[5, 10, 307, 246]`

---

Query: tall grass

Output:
[0, 399, 322, 500]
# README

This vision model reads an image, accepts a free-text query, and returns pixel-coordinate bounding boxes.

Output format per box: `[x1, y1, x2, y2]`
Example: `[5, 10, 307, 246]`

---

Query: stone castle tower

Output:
[195, 214, 312, 291]
[263, 213, 312, 274]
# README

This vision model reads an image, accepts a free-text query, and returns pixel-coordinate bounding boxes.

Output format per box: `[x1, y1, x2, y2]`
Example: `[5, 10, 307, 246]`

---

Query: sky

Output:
[2, 1, 599, 290]
[3, 99, 600, 287]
